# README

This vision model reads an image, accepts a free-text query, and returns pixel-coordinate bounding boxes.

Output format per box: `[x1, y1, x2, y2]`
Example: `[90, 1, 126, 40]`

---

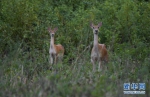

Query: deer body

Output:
[90, 22, 108, 71]
[48, 27, 64, 65]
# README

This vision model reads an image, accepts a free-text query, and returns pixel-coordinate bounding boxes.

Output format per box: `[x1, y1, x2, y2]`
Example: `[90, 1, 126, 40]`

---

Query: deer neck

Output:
[93, 34, 99, 47]
[50, 36, 55, 48]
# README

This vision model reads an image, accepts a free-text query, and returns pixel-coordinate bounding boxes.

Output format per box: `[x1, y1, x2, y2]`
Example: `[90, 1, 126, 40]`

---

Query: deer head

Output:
[90, 22, 102, 34]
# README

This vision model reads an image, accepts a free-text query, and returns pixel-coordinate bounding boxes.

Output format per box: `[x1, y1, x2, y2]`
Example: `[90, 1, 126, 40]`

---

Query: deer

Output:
[90, 22, 108, 72]
[48, 27, 64, 65]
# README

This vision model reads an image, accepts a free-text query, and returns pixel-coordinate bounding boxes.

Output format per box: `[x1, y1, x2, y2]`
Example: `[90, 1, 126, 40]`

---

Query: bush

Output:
[0, 0, 150, 97]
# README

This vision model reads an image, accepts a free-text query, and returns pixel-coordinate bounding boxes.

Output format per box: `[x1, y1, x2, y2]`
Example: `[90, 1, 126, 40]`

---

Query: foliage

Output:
[0, 0, 150, 97]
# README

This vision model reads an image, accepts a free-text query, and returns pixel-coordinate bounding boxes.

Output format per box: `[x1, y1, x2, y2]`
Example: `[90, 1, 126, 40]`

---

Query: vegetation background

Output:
[0, 0, 150, 97]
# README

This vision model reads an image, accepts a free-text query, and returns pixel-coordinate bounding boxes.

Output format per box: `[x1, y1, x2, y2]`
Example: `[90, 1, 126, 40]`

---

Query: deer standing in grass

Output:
[48, 27, 64, 65]
[90, 22, 108, 71]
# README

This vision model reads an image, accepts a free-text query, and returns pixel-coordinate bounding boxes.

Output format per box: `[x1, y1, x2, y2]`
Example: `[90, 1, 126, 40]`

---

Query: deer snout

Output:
[51, 34, 54, 37]
[95, 30, 98, 34]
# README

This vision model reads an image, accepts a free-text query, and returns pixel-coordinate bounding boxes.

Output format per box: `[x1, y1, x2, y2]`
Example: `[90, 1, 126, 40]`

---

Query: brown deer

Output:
[48, 27, 64, 65]
[90, 22, 108, 71]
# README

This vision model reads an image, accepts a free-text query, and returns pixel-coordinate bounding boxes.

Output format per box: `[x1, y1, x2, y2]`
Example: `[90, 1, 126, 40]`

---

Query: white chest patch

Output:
[91, 47, 102, 58]
[49, 45, 56, 54]
[92, 51, 101, 57]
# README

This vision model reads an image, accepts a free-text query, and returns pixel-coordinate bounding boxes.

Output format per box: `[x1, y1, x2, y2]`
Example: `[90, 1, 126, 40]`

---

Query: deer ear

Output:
[98, 22, 102, 27]
[54, 27, 58, 32]
[48, 27, 51, 32]
[90, 22, 94, 28]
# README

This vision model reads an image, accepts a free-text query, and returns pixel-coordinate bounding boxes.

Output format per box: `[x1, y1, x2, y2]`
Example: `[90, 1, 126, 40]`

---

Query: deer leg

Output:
[91, 57, 96, 72]
[50, 54, 54, 65]
[98, 59, 102, 71]
[59, 53, 63, 64]
[54, 54, 57, 64]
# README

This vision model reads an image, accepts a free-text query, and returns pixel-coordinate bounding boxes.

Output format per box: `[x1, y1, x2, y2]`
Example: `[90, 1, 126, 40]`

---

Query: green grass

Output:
[0, 45, 150, 97]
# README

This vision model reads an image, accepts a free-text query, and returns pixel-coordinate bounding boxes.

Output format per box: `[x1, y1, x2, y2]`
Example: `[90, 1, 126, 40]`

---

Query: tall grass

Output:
[0, 43, 149, 97]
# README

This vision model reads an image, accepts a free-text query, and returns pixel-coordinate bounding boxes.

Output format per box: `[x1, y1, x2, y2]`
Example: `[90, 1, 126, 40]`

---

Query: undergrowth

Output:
[0, 43, 149, 97]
